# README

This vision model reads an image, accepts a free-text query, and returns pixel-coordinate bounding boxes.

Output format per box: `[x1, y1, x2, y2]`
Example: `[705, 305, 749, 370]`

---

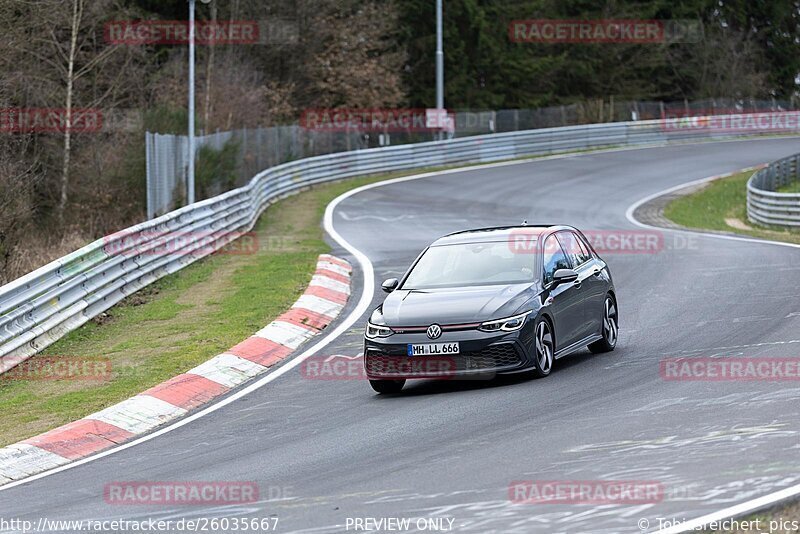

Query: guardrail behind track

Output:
[747, 153, 800, 227]
[2, 116, 797, 373]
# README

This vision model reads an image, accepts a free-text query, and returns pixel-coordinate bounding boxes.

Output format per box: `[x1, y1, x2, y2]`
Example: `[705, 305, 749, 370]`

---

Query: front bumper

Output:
[363, 325, 534, 379]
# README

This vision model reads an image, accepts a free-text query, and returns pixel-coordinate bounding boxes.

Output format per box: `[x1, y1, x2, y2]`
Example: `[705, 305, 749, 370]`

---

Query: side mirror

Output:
[552, 269, 578, 287]
[381, 278, 399, 293]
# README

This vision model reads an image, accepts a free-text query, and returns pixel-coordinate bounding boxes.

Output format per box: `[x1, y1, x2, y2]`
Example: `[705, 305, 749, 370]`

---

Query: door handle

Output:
[592, 268, 601, 276]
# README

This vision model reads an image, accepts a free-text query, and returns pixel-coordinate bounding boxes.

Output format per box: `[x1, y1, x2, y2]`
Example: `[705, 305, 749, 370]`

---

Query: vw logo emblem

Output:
[426, 324, 442, 339]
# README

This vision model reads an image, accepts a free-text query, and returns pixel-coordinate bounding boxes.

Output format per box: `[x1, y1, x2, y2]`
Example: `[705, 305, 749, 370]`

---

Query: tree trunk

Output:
[203, 2, 218, 131]
[59, 0, 83, 223]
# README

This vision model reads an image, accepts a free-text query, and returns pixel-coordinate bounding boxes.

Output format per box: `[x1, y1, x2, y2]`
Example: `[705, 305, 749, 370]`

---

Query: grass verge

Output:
[0, 172, 402, 447]
[777, 181, 800, 194]
[663, 170, 800, 245]
[707, 501, 800, 533]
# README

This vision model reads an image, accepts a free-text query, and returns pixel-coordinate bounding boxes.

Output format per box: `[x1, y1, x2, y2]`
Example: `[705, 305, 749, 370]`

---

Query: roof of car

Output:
[432, 225, 576, 246]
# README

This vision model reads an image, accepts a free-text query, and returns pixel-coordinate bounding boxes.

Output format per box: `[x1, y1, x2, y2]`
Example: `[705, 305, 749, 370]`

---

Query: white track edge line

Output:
[625, 167, 800, 532]
[625, 166, 800, 250]
[1, 136, 798, 492]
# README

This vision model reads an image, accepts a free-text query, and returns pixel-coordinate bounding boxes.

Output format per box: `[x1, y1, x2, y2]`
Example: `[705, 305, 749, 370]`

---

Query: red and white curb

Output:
[0, 254, 351, 485]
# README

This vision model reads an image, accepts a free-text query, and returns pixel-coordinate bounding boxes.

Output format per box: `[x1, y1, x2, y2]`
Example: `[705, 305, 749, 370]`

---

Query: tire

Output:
[588, 295, 618, 354]
[531, 318, 554, 378]
[369, 379, 405, 394]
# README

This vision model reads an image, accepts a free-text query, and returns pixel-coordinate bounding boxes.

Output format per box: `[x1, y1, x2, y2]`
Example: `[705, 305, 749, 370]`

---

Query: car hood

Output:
[379, 283, 536, 326]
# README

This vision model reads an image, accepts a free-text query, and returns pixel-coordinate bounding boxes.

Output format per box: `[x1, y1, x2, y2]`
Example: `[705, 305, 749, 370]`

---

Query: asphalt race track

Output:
[2, 138, 800, 534]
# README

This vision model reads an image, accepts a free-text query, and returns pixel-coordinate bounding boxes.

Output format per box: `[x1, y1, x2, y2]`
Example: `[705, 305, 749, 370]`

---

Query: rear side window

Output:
[573, 233, 593, 263]
[542, 234, 572, 285]
[557, 231, 591, 267]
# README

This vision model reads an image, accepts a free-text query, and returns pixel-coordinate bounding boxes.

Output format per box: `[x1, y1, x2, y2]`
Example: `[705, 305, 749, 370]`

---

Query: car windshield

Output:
[401, 241, 535, 290]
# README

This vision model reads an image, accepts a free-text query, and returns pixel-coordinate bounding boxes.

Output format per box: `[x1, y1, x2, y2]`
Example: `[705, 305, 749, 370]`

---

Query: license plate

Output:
[407, 342, 460, 356]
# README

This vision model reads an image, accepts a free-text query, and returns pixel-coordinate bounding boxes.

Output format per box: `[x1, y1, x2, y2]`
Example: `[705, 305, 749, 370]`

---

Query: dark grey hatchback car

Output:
[363, 225, 618, 393]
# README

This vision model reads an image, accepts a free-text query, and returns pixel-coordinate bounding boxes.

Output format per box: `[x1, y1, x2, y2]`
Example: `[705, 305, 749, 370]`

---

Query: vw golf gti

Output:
[363, 225, 618, 393]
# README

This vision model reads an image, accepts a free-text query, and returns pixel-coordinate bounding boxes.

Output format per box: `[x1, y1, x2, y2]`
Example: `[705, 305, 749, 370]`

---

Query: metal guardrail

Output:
[146, 101, 800, 222]
[1, 116, 798, 373]
[747, 154, 800, 227]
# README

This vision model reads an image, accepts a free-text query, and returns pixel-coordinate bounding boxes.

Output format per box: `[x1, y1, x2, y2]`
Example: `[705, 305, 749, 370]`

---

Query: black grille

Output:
[462, 344, 520, 369]
[365, 344, 521, 377]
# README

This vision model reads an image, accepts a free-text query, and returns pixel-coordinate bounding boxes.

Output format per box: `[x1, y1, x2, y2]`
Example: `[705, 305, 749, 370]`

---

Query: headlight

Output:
[478, 311, 532, 333]
[365, 322, 395, 339]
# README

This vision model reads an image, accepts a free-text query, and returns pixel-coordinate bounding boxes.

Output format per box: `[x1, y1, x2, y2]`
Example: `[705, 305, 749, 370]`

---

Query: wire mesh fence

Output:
[6, 116, 800, 375]
[146, 98, 798, 218]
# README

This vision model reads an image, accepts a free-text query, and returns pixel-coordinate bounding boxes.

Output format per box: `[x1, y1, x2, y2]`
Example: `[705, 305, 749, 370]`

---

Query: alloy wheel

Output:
[535, 320, 554, 374]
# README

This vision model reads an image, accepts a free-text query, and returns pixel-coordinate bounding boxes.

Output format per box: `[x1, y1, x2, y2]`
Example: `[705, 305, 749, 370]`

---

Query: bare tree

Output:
[1, 0, 147, 222]
[0, 137, 40, 284]
[59, 0, 82, 222]
[692, 27, 768, 99]
[203, 1, 219, 132]
[303, 0, 407, 108]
